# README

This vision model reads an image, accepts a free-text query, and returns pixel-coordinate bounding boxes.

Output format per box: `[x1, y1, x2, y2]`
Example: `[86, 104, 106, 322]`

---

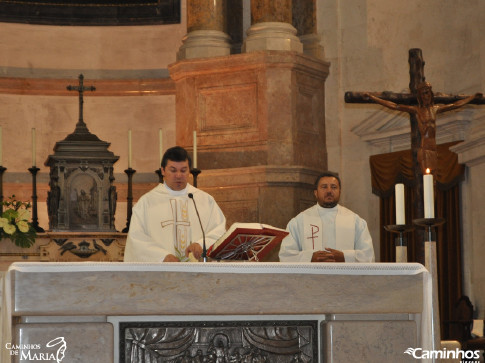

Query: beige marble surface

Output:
[321, 320, 417, 362]
[11, 265, 423, 316]
[13, 323, 113, 363]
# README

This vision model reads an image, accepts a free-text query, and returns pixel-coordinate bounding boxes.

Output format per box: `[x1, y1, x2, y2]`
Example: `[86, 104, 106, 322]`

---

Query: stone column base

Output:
[177, 29, 232, 60]
[300, 33, 325, 60]
[243, 22, 303, 53]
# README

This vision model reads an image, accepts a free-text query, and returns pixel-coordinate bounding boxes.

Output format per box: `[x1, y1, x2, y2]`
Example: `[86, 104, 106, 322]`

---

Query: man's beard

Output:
[322, 201, 338, 208]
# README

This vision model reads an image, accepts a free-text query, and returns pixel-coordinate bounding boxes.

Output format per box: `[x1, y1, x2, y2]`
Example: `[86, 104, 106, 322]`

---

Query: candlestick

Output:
[423, 169, 434, 218]
[0, 126, 3, 166]
[122, 167, 136, 233]
[28, 166, 44, 232]
[395, 183, 405, 225]
[193, 130, 197, 168]
[155, 168, 164, 183]
[0, 165, 6, 213]
[384, 224, 414, 263]
[190, 168, 201, 188]
[128, 129, 132, 168]
[159, 128, 163, 166]
[31, 128, 36, 166]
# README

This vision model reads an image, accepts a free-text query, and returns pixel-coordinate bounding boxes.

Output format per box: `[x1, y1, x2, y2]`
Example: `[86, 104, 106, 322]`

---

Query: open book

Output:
[207, 223, 289, 261]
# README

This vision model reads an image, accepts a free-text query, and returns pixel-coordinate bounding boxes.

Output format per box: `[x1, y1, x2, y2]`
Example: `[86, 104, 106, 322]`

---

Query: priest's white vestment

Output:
[124, 183, 226, 262]
[279, 204, 375, 262]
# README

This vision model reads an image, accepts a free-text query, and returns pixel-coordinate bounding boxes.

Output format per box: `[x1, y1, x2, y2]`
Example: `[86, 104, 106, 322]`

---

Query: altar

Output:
[0, 262, 434, 362]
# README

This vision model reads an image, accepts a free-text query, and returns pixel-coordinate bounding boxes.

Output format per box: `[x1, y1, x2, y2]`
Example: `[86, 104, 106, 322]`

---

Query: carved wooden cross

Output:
[67, 74, 96, 131]
[345, 48, 484, 263]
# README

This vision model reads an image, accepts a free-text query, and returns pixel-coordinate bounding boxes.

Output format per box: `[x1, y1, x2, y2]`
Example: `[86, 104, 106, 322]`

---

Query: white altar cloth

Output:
[0, 262, 433, 362]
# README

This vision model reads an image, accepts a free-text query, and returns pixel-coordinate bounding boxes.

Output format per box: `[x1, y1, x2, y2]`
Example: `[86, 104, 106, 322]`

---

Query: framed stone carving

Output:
[120, 320, 317, 362]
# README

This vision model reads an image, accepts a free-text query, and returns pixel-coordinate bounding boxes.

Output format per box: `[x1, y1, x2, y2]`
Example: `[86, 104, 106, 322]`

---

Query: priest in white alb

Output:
[279, 171, 375, 263]
[124, 146, 226, 262]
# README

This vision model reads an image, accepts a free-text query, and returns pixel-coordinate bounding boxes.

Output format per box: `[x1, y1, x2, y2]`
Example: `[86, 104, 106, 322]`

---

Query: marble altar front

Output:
[0, 262, 434, 362]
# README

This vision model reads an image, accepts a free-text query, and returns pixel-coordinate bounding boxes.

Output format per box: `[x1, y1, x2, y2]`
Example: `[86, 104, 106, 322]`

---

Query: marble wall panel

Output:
[321, 320, 417, 362]
[12, 323, 113, 363]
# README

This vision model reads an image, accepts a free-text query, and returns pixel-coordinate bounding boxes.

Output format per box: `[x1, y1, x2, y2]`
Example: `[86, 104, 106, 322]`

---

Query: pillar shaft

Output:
[250, 0, 291, 24]
[292, 0, 323, 59]
[187, 0, 226, 32]
[178, 0, 231, 60]
[292, 0, 316, 35]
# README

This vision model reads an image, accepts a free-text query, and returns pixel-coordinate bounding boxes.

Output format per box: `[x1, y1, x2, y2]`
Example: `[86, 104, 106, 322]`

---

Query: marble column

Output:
[293, 0, 324, 59]
[242, 0, 302, 53]
[177, 0, 232, 60]
[450, 120, 485, 318]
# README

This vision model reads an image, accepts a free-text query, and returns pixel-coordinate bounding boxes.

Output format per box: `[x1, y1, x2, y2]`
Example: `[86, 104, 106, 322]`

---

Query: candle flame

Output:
[425, 168, 431, 174]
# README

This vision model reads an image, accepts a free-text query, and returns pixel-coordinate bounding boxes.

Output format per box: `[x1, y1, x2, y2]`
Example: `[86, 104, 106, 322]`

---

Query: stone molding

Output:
[352, 108, 475, 153]
[0, 77, 175, 96]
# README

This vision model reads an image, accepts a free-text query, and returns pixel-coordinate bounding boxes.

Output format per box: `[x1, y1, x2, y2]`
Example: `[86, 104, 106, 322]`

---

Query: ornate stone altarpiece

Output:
[45, 75, 119, 233]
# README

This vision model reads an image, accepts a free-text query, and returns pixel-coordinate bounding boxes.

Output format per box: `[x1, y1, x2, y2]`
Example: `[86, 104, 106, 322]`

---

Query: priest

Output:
[279, 171, 375, 263]
[124, 146, 226, 262]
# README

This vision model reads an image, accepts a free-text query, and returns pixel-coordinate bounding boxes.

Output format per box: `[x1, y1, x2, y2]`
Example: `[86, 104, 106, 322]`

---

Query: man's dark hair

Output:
[161, 146, 192, 169]
[314, 171, 341, 189]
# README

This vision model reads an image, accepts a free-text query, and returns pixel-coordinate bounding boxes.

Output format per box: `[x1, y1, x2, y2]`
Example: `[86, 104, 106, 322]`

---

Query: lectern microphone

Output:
[188, 193, 207, 262]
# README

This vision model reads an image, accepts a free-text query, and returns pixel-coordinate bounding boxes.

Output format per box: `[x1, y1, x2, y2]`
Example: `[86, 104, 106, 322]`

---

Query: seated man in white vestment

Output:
[124, 146, 226, 262]
[279, 171, 375, 263]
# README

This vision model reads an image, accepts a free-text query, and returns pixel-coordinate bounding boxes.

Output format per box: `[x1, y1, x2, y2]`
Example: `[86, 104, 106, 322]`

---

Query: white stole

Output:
[303, 205, 356, 251]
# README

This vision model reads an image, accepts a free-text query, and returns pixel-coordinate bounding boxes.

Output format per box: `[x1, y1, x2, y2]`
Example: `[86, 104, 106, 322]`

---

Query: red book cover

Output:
[207, 223, 289, 261]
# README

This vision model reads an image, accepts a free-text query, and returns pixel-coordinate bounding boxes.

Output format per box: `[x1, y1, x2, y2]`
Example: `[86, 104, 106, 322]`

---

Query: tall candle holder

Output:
[191, 168, 201, 188]
[155, 169, 163, 184]
[413, 217, 445, 242]
[122, 167, 136, 233]
[0, 165, 6, 213]
[28, 166, 44, 232]
[384, 224, 414, 262]
[413, 216, 445, 353]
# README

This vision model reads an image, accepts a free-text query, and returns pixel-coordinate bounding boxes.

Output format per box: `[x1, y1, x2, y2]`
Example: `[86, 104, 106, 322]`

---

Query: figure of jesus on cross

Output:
[364, 82, 482, 174]
[345, 48, 484, 264]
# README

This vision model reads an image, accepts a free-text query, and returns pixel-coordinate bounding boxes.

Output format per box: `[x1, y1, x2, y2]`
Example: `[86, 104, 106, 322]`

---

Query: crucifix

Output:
[345, 48, 484, 263]
[67, 74, 96, 134]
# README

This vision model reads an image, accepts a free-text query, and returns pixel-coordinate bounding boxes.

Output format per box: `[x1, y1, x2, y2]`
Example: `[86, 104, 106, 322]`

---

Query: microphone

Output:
[188, 193, 207, 262]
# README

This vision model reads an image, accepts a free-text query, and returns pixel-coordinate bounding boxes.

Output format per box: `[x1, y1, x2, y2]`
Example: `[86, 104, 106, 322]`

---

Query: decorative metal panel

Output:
[120, 320, 317, 362]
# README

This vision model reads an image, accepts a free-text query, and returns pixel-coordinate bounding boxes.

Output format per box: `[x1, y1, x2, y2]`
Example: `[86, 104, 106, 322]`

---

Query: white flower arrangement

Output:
[0, 196, 36, 248]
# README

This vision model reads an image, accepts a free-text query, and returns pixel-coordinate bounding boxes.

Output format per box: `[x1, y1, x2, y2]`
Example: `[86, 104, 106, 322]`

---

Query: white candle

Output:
[193, 130, 197, 168]
[0, 126, 3, 166]
[128, 129, 132, 168]
[423, 169, 435, 218]
[32, 128, 36, 166]
[395, 183, 405, 225]
[159, 129, 163, 166]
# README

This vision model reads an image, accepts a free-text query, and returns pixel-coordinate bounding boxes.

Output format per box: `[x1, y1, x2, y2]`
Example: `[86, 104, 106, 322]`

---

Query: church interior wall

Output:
[0, 4, 188, 232]
[0, 0, 484, 310]
[320, 0, 485, 312]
